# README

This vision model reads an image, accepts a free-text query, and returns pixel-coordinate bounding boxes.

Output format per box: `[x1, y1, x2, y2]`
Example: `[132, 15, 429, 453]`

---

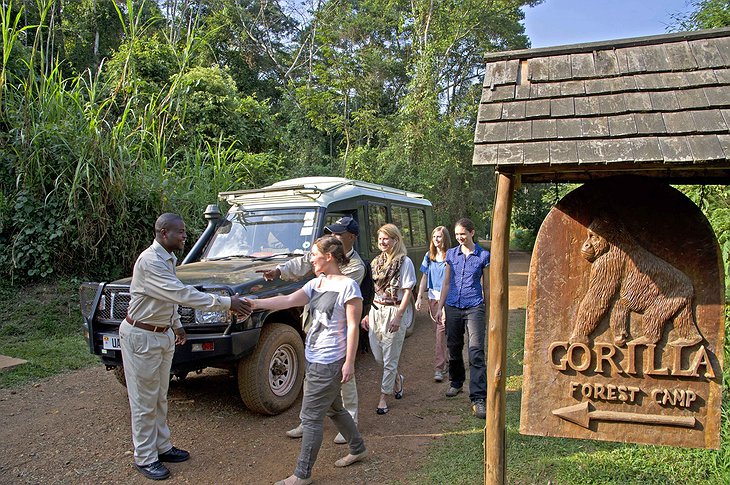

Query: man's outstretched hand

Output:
[256, 268, 281, 281]
[231, 294, 252, 319]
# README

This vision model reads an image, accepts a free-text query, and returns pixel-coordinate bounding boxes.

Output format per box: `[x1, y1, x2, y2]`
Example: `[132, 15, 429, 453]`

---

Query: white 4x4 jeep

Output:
[80, 177, 434, 415]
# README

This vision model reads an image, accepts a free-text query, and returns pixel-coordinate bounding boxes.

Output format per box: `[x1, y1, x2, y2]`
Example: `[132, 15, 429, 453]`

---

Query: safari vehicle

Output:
[80, 177, 434, 415]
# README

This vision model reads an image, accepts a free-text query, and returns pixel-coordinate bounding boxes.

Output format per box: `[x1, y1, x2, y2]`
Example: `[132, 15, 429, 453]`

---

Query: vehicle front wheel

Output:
[237, 323, 305, 415]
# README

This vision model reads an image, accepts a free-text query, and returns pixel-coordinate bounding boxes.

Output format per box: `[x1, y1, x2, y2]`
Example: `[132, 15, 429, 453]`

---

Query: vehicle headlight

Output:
[195, 309, 229, 324]
[194, 289, 232, 324]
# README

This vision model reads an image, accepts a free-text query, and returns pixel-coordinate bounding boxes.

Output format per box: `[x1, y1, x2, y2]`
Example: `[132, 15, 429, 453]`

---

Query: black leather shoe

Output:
[134, 461, 170, 480]
[158, 446, 190, 463]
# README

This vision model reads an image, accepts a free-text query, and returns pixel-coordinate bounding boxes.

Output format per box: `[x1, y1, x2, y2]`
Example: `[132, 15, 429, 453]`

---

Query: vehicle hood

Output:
[112, 259, 290, 286]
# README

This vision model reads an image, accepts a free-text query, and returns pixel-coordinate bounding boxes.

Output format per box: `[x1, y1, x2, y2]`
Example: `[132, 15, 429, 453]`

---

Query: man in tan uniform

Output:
[121, 213, 250, 480]
[260, 216, 365, 445]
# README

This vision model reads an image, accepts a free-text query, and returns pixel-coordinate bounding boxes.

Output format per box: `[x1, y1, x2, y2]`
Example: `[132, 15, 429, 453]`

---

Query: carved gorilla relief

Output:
[570, 215, 703, 347]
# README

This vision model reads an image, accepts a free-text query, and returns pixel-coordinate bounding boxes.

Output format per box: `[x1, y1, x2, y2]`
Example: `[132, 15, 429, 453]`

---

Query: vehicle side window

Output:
[368, 204, 387, 253]
[410, 208, 427, 246]
[392, 205, 411, 246]
[325, 213, 350, 227]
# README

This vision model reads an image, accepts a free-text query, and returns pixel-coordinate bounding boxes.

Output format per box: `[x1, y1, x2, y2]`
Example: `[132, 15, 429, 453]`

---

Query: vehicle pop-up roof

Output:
[218, 177, 431, 210]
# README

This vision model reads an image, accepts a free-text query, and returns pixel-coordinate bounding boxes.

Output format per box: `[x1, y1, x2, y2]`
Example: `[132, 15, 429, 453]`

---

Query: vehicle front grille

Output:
[99, 285, 196, 324]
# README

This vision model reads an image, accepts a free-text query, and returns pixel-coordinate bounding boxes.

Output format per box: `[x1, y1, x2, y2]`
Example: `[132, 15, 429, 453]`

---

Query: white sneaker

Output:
[333, 432, 346, 444]
[434, 371, 443, 382]
[286, 423, 303, 438]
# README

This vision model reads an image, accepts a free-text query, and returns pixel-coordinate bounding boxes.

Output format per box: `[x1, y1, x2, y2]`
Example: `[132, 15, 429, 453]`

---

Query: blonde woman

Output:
[415, 226, 451, 382]
[361, 224, 416, 414]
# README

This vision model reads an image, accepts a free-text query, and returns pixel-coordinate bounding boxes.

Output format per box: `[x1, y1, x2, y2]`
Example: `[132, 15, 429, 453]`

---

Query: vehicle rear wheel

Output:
[113, 366, 127, 387]
[403, 299, 416, 338]
[238, 323, 305, 415]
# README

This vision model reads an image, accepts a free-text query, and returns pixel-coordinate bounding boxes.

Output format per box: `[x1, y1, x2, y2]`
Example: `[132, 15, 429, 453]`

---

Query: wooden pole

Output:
[485, 172, 515, 485]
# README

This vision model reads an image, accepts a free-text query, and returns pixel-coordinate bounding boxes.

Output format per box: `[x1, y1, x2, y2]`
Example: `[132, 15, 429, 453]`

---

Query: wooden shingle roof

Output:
[473, 28, 730, 183]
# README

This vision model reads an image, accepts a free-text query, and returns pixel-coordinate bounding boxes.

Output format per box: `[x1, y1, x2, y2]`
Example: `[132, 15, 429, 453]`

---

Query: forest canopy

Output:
[1, 0, 728, 283]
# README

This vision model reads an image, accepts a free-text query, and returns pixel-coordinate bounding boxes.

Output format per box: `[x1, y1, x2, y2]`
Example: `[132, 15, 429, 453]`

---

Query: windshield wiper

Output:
[252, 252, 301, 261]
[204, 254, 255, 262]
[205, 252, 302, 262]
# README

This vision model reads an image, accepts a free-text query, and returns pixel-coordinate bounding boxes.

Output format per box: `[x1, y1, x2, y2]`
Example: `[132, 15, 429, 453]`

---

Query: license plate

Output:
[103, 334, 121, 350]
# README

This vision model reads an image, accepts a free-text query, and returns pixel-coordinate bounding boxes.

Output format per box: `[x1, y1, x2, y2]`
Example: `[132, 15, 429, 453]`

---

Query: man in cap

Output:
[259, 216, 365, 444]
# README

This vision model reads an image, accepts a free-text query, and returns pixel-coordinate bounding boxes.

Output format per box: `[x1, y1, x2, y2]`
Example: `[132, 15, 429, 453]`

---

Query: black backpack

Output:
[359, 261, 375, 320]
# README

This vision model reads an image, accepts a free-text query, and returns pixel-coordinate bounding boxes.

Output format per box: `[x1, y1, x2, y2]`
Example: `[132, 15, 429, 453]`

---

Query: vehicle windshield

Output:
[202, 208, 321, 260]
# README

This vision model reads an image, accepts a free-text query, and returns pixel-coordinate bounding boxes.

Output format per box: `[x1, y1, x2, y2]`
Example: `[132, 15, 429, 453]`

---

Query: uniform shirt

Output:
[302, 276, 362, 364]
[420, 253, 447, 300]
[127, 240, 232, 329]
[276, 248, 366, 285]
[444, 243, 490, 309]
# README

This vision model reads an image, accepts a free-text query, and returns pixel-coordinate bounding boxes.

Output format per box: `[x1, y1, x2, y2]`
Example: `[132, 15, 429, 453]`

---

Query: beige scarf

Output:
[371, 252, 404, 305]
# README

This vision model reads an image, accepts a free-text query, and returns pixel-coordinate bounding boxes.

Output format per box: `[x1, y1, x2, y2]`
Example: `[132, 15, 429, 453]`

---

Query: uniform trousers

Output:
[119, 320, 176, 466]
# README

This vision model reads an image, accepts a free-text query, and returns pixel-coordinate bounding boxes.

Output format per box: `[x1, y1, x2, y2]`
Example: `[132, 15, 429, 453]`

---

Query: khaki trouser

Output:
[119, 320, 175, 465]
[368, 304, 407, 395]
[428, 298, 448, 373]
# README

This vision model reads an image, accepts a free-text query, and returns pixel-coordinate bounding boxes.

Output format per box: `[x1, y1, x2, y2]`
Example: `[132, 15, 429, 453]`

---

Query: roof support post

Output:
[485, 172, 515, 485]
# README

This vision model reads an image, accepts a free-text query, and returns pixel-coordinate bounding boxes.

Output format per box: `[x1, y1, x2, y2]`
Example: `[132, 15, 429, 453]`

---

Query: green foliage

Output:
[0, 279, 98, 388]
[61, 0, 128, 74]
[510, 227, 536, 250]
[0, 192, 67, 279]
[670, 0, 730, 31]
[510, 183, 575, 250]
[102, 32, 177, 93]
[0, 0, 288, 281]
[676, 185, 730, 300]
[173, 66, 276, 152]
[0, 0, 541, 282]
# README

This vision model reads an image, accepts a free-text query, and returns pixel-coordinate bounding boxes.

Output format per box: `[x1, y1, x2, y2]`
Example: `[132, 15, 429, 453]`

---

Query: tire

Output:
[112, 366, 127, 387]
[403, 298, 416, 338]
[238, 323, 305, 415]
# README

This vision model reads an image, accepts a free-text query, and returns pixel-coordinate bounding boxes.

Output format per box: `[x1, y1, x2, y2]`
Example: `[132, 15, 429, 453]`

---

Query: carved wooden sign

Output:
[520, 176, 725, 449]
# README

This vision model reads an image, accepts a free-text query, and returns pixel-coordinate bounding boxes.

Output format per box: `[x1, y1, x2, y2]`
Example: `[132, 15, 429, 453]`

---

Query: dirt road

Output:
[0, 252, 530, 485]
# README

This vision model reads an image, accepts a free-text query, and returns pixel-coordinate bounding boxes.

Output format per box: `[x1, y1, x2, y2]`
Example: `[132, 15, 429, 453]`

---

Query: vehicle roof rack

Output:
[218, 177, 425, 206]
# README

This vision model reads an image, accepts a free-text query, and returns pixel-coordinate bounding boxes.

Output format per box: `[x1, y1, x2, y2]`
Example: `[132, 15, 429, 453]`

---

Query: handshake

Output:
[230, 294, 253, 319]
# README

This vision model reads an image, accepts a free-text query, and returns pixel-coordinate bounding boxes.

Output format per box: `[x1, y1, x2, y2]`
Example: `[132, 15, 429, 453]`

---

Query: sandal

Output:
[376, 406, 389, 415]
[394, 374, 405, 399]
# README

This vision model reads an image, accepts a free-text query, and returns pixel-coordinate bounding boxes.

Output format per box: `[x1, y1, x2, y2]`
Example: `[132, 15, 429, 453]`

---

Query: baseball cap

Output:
[324, 216, 359, 236]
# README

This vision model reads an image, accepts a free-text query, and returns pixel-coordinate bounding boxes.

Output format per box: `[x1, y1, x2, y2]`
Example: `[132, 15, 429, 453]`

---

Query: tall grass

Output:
[0, 0, 270, 281]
